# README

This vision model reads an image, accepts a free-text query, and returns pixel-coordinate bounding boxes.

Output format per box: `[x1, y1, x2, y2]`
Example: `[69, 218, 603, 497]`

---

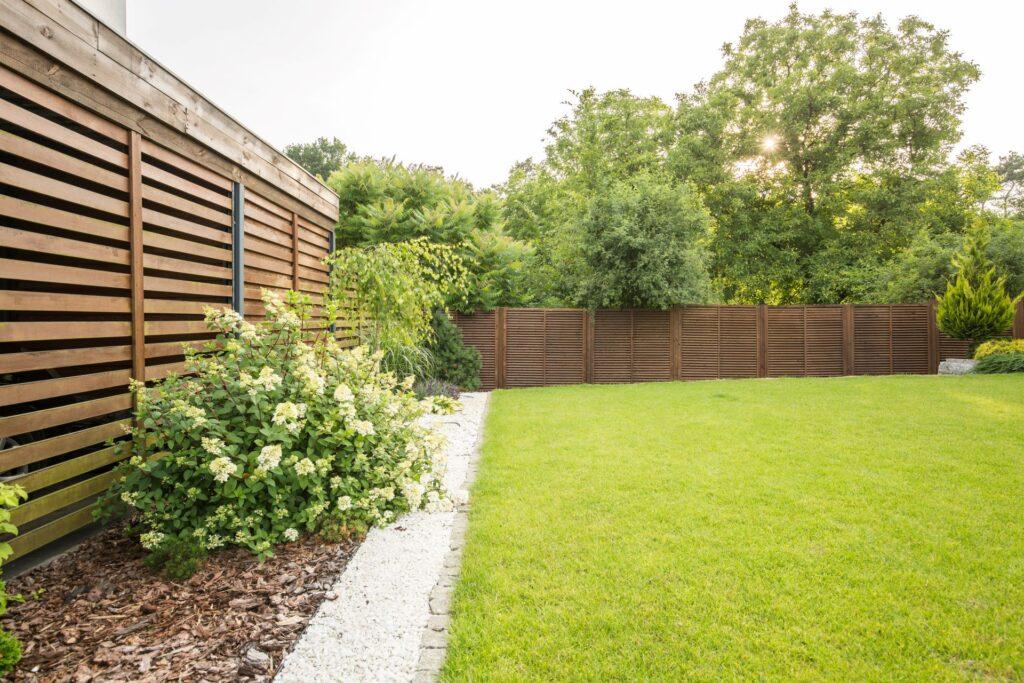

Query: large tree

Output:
[670, 5, 981, 303]
[284, 136, 351, 181]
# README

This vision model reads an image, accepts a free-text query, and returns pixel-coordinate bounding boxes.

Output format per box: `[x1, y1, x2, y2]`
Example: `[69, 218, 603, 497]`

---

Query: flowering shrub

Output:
[0, 483, 26, 675]
[99, 291, 453, 561]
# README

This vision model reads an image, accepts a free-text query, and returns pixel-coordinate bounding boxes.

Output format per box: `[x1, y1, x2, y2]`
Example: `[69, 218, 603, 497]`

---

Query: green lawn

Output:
[442, 375, 1024, 681]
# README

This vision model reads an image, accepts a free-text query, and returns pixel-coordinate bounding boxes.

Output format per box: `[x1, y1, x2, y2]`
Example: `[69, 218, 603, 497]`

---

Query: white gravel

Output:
[276, 392, 489, 683]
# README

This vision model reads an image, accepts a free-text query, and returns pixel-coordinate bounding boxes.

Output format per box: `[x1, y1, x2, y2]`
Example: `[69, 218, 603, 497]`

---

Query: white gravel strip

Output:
[276, 392, 489, 683]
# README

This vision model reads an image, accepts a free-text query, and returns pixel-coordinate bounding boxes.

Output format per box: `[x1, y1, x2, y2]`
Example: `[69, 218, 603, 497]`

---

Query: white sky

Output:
[128, 0, 1022, 188]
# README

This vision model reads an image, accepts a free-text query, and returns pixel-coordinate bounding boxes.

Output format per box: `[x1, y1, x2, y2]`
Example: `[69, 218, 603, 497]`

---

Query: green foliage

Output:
[973, 338, 1024, 360]
[936, 225, 1019, 353]
[98, 291, 454, 562]
[328, 160, 533, 310]
[0, 483, 25, 676]
[284, 137, 351, 181]
[574, 174, 714, 308]
[142, 535, 208, 580]
[425, 309, 481, 390]
[0, 630, 20, 677]
[972, 352, 1024, 374]
[326, 239, 468, 376]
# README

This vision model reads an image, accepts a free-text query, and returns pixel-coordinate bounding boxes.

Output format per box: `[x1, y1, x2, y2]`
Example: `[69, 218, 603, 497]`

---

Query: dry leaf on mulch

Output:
[2, 527, 358, 682]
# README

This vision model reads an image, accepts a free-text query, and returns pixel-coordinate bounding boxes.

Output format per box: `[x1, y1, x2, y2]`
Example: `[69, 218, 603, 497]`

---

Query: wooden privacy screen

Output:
[0, 64, 337, 560]
[457, 303, 1024, 389]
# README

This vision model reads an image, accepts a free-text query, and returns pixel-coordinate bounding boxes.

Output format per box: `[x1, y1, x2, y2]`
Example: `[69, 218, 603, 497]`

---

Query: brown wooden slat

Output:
[0, 161, 128, 216]
[0, 63, 128, 143]
[141, 181, 230, 226]
[0, 367, 127, 406]
[142, 206, 231, 245]
[143, 252, 231, 279]
[0, 289, 129, 313]
[0, 393, 131, 438]
[141, 160, 231, 209]
[0, 320, 131, 342]
[0, 420, 126, 471]
[143, 229, 231, 262]
[0, 97, 127, 166]
[0, 224, 129, 264]
[0, 194, 127, 242]
[0, 130, 128, 191]
[140, 139, 231, 190]
[7, 504, 95, 560]
[9, 444, 122, 494]
[10, 470, 116, 526]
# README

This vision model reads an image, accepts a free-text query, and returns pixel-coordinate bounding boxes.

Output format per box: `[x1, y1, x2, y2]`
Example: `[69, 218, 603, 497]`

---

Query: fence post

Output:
[585, 309, 595, 384]
[495, 307, 507, 389]
[927, 299, 940, 373]
[127, 131, 145, 387]
[756, 304, 767, 378]
[842, 304, 854, 375]
[231, 182, 245, 315]
[290, 212, 300, 291]
[1015, 299, 1024, 339]
[669, 306, 681, 381]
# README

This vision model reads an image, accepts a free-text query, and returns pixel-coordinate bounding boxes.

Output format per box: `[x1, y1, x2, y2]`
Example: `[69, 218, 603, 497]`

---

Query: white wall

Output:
[76, 0, 126, 35]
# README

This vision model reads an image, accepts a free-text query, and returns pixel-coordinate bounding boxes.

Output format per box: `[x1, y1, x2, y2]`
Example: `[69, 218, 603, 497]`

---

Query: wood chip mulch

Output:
[2, 528, 359, 682]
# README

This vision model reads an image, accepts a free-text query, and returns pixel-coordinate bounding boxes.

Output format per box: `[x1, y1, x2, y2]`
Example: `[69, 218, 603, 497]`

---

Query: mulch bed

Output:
[2, 528, 359, 682]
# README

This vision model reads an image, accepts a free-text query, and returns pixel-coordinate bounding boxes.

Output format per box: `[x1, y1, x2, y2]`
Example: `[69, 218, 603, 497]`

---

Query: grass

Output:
[442, 375, 1024, 681]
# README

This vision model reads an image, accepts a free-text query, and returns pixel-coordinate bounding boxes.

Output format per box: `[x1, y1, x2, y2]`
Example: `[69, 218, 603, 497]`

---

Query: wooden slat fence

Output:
[457, 302, 1024, 390]
[0, 63, 339, 561]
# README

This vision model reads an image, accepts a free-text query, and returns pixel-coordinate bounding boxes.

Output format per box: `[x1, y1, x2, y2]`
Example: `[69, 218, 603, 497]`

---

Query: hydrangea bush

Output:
[99, 291, 454, 561]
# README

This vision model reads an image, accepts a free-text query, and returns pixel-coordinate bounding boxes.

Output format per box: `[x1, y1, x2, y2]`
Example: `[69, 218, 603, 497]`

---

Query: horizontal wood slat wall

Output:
[0, 63, 338, 561]
[456, 304, 1024, 390]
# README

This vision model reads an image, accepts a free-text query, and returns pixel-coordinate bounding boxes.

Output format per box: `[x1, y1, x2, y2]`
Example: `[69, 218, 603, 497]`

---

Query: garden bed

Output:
[3, 527, 359, 681]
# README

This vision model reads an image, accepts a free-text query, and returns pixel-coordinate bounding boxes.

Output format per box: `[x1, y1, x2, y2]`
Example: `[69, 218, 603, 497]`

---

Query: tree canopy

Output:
[292, 5, 1024, 312]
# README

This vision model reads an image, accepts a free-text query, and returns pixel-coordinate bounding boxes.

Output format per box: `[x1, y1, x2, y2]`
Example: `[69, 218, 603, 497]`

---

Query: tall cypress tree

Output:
[936, 223, 1019, 356]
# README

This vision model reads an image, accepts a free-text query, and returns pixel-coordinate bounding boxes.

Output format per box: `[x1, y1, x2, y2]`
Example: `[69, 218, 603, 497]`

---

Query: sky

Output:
[128, 0, 1022, 188]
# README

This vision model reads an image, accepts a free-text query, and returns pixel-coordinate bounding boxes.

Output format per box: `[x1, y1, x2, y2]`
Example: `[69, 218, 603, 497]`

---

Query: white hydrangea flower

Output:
[140, 531, 165, 549]
[272, 401, 307, 432]
[201, 436, 226, 456]
[257, 444, 282, 470]
[424, 490, 454, 513]
[352, 419, 375, 436]
[333, 383, 354, 403]
[401, 480, 426, 508]
[209, 456, 235, 483]
[293, 457, 316, 477]
[336, 495, 352, 511]
[283, 528, 299, 542]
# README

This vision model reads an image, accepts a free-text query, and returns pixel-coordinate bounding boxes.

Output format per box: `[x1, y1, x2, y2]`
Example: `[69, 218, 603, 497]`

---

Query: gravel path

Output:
[276, 392, 489, 683]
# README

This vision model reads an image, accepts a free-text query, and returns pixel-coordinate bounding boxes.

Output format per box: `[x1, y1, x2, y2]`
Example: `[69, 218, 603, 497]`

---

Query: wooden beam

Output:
[0, 0, 338, 219]
[129, 131, 146, 385]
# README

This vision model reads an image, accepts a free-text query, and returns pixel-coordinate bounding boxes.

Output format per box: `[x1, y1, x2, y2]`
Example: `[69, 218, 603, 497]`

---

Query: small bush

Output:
[973, 352, 1024, 374]
[974, 338, 1024, 360]
[0, 483, 26, 676]
[99, 290, 454, 563]
[426, 309, 481, 390]
[141, 535, 208, 580]
[414, 378, 460, 400]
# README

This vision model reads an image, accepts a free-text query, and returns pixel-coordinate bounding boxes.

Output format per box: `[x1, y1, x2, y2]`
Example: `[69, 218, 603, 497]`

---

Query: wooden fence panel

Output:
[455, 303, 1024, 390]
[0, 63, 339, 561]
[766, 307, 805, 377]
[592, 310, 632, 384]
[505, 309, 545, 388]
[718, 306, 758, 379]
[0, 64, 133, 558]
[454, 312, 497, 391]
[544, 310, 586, 386]
[892, 306, 930, 375]
[679, 306, 719, 380]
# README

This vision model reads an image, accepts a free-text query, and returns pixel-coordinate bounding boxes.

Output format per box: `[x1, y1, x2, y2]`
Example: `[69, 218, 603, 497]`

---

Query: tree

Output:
[284, 137, 351, 180]
[328, 159, 533, 310]
[936, 223, 1019, 356]
[572, 174, 714, 309]
[991, 152, 1024, 218]
[670, 5, 981, 303]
